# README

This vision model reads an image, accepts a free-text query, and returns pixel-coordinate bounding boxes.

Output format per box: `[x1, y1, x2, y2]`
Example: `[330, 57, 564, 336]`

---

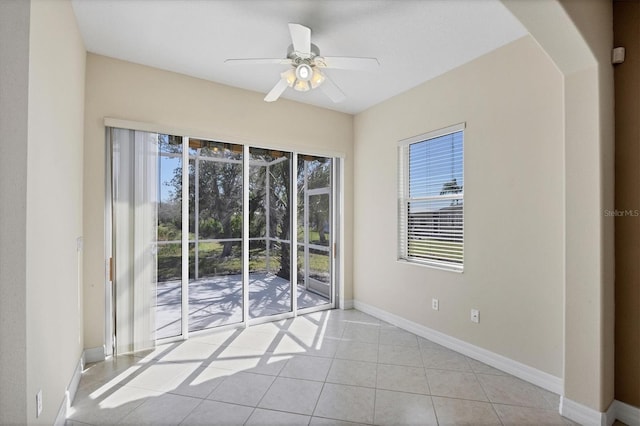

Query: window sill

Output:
[396, 258, 463, 274]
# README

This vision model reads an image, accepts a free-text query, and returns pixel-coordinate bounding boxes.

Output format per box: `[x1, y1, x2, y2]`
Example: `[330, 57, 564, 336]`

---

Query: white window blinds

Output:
[398, 124, 464, 271]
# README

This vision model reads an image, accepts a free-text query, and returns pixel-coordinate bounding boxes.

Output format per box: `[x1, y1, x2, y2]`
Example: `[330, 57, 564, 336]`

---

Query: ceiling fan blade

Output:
[288, 23, 311, 56]
[319, 56, 379, 71]
[225, 58, 293, 66]
[320, 74, 346, 103]
[264, 78, 289, 102]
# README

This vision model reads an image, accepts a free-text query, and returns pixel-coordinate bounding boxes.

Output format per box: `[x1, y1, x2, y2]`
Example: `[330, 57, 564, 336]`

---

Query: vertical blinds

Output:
[398, 125, 464, 270]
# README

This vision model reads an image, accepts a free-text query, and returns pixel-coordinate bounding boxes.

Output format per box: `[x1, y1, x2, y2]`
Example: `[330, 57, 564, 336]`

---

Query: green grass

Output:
[408, 239, 463, 263]
[297, 229, 330, 246]
[298, 250, 329, 272]
[158, 240, 332, 282]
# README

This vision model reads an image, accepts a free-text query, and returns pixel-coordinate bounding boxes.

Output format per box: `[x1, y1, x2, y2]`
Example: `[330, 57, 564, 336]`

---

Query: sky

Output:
[159, 155, 181, 202]
[409, 131, 463, 196]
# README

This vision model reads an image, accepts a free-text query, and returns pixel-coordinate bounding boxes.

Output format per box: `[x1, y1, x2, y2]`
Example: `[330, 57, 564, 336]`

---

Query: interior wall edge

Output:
[0, 0, 30, 423]
[558, 396, 612, 426]
[505, 0, 615, 411]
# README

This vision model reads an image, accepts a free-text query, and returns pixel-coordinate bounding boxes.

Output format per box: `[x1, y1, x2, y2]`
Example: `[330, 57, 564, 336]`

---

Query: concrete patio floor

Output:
[156, 272, 330, 339]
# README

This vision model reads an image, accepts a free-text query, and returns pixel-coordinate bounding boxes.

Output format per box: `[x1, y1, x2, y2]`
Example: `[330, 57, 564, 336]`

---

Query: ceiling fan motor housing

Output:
[287, 43, 321, 61]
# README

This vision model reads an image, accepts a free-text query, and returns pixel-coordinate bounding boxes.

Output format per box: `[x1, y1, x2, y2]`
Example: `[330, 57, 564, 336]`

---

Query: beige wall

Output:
[353, 36, 565, 377]
[505, 0, 615, 412]
[0, 0, 30, 423]
[26, 0, 87, 422]
[613, 0, 640, 409]
[563, 0, 615, 411]
[0, 0, 86, 423]
[24, 0, 86, 423]
[83, 55, 354, 349]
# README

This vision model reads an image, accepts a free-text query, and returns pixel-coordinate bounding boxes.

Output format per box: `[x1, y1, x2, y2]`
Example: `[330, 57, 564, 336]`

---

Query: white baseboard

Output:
[560, 396, 616, 426]
[611, 400, 640, 426]
[353, 300, 563, 395]
[84, 346, 106, 364]
[54, 355, 84, 426]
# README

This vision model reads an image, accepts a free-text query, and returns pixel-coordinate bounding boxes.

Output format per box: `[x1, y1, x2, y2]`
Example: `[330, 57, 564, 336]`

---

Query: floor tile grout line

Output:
[310, 414, 373, 425]
[430, 394, 440, 426]
[473, 372, 565, 411]
[242, 379, 267, 426]
[471, 362, 494, 408]
[301, 309, 343, 425]
[372, 343, 380, 426]
[491, 401, 507, 426]
[372, 386, 378, 425]
[309, 372, 328, 420]
[177, 397, 207, 426]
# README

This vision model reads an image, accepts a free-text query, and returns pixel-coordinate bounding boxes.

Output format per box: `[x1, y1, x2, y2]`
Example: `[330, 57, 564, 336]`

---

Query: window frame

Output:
[398, 123, 465, 272]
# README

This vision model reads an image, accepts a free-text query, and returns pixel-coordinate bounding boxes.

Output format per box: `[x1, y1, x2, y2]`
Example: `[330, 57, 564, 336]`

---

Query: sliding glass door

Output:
[155, 135, 183, 340]
[109, 129, 337, 352]
[248, 148, 293, 319]
[297, 155, 333, 310]
[188, 139, 244, 332]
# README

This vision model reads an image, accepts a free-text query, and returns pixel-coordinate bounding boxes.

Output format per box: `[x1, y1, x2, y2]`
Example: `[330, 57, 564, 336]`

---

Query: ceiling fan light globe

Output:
[293, 79, 310, 92]
[281, 69, 296, 87]
[295, 64, 312, 81]
[310, 69, 325, 89]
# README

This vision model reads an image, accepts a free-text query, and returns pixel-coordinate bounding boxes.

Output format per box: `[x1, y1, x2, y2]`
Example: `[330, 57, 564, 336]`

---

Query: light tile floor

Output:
[67, 309, 576, 425]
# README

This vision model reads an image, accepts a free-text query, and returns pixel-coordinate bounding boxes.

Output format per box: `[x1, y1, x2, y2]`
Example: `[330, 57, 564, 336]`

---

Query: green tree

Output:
[440, 178, 462, 205]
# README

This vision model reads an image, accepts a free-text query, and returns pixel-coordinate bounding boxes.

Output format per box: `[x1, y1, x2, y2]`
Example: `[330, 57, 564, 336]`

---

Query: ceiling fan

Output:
[225, 23, 379, 103]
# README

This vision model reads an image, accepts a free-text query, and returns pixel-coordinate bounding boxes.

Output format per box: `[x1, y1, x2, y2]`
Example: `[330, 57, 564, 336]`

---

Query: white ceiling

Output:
[71, 0, 527, 114]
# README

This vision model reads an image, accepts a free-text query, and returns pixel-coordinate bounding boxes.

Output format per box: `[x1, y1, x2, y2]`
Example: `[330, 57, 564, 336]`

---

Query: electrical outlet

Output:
[471, 309, 480, 323]
[36, 389, 43, 418]
[432, 298, 439, 311]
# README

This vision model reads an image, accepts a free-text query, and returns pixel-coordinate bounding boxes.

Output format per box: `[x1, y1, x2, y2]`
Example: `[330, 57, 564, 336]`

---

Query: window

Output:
[398, 123, 464, 271]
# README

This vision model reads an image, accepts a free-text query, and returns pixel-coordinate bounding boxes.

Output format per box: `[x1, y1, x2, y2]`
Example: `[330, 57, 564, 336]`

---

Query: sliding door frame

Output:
[105, 119, 342, 352]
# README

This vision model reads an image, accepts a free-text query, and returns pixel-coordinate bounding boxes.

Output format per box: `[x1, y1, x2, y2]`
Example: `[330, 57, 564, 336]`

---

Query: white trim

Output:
[181, 137, 189, 339]
[297, 303, 333, 316]
[396, 258, 464, 274]
[337, 158, 345, 311]
[353, 300, 563, 394]
[247, 311, 294, 326]
[291, 153, 298, 316]
[83, 346, 105, 364]
[242, 145, 250, 324]
[560, 397, 609, 426]
[398, 122, 466, 147]
[611, 400, 640, 426]
[54, 355, 84, 426]
[605, 400, 617, 426]
[559, 396, 640, 426]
